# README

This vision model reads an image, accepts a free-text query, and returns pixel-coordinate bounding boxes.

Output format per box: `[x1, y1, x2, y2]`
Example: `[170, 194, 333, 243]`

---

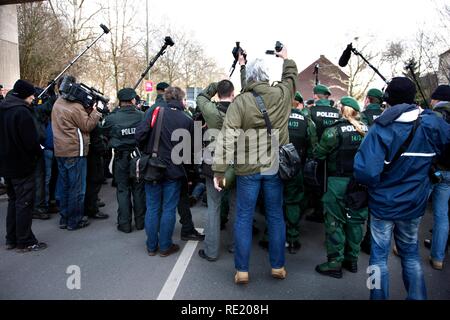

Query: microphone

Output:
[338, 43, 353, 67]
[100, 24, 110, 34]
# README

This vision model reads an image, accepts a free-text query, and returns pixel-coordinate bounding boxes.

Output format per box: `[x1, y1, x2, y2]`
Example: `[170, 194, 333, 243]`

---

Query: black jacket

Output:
[0, 95, 42, 178]
[135, 100, 194, 180]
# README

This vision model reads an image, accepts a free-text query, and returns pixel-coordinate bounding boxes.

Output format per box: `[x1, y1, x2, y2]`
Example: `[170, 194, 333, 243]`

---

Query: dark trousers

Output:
[177, 177, 195, 235]
[114, 152, 145, 228]
[84, 153, 104, 217]
[34, 155, 46, 212]
[5, 174, 38, 246]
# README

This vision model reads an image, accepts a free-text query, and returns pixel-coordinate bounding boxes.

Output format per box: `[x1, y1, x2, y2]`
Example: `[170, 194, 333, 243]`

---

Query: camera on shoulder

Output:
[59, 76, 109, 112]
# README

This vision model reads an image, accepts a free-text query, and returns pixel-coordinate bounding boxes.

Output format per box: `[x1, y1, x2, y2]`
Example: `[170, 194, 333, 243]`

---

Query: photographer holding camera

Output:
[213, 44, 298, 284]
[51, 77, 103, 231]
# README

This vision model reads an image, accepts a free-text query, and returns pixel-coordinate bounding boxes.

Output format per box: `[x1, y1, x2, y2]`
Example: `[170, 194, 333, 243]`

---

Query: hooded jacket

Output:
[354, 103, 450, 220]
[0, 95, 42, 178]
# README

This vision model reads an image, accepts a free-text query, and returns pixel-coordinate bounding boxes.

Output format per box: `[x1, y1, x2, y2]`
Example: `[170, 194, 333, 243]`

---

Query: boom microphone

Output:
[338, 43, 353, 67]
[100, 24, 110, 34]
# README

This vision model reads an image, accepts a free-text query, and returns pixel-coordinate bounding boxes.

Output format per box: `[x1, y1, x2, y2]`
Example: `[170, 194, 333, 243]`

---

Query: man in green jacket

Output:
[196, 79, 236, 261]
[213, 46, 298, 284]
[102, 88, 145, 233]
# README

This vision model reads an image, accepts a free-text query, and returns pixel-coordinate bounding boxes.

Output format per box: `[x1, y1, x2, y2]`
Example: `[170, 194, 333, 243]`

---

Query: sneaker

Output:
[315, 261, 343, 279]
[198, 249, 217, 262]
[271, 267, 287, 280]
[67, 218, 90, 231]
[181, 230, 205, 241]
[159, 244, 180, 257]
[429, 257, 443, 270]
[234, 271, 249, 285]
[32, 212, 50, 220]
[16, 242, 47, 253]
[342, 260, 358, 273]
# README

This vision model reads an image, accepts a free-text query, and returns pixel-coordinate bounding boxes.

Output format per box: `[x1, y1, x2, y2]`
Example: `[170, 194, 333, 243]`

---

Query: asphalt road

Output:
[0, 181, 449, 300]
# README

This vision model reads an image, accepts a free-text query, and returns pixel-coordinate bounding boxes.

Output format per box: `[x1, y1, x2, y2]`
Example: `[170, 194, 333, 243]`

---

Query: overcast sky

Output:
[139, 0, 448, 87]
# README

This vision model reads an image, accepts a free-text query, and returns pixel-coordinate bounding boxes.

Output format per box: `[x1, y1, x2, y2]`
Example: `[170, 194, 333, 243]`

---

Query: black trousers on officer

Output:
[84, 152, 104, 217]
[114, 151, 145, 229]
[5, 174, 38, 247]
[177, 177, 196, 236]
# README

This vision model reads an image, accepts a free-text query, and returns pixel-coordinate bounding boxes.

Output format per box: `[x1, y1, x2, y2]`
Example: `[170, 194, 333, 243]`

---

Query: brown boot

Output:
[271, 267, 287, 280]
[234, 271, 249, 284]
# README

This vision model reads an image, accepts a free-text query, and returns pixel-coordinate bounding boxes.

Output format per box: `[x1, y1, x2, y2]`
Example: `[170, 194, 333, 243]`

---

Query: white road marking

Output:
[157, 228, 204, 300]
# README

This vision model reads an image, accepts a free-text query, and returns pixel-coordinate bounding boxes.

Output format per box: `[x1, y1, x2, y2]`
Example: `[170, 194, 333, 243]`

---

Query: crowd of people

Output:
[0, 43, 449, 300]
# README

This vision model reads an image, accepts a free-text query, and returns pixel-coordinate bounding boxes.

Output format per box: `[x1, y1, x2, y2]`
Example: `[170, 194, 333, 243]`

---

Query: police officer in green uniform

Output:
[284, 91, 310, 253]
[360, 88, 384, 126]
[314, 96, 368, 278]
[304, 84, 341, 223]
[102, 88, 146, 233]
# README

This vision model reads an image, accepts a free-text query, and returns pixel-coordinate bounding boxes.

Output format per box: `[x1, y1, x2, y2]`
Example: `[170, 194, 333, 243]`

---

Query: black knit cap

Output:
[431, 85, 450, 102]
[12, 79, 35, 99]
[384, 77, 416, 106]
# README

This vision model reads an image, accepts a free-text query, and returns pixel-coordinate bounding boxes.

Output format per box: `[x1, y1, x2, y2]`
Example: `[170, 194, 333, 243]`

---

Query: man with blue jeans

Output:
[135, 87, 194, 257]
[213, 46, 298, 284]
[354, 77, 450, 300]
[428, 85, 450, 270]
[52, 78, 102, 231]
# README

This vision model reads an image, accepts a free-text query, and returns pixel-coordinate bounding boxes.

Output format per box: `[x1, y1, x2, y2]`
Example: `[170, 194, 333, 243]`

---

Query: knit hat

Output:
[12, 79, 35, 99]
[384, 77, 416, 106]
[431, 85, 450, 102]
[117, 88, 137, 101]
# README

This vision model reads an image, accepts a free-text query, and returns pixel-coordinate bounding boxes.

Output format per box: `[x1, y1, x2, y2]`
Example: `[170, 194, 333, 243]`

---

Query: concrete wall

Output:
[0, 4, 20, 91]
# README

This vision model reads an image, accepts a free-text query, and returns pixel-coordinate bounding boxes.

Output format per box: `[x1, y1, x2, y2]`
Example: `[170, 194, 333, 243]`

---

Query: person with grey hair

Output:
[213, 46, 298, 284]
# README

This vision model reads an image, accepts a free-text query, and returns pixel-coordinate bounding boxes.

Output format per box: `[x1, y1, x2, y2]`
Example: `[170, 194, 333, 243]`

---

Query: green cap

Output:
[156, 82, 170, 91]
[313, 84, 331, 96]
[117, 88, 137, 101]
[367, 88, 383, 100]
[340, 96, 360, 111]
[294, 91, 304, 103]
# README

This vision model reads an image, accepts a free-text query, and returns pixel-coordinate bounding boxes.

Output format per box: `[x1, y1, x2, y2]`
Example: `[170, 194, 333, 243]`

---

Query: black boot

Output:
[342, 260, 358, 273]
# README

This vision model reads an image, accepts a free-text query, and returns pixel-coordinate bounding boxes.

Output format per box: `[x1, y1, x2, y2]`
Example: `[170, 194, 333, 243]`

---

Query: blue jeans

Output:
[56, 157, 87, 229]
[369, 216, 427, 300]
[43, 149, 54, 208]
[235, 173, 285, 272]
[431, 170, 450, 262]
[144, 180, 181, 252]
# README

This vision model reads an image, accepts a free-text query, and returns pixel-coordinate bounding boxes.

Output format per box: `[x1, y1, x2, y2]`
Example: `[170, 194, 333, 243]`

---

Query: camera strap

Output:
[252, 92, 273, 136]
[151, 107, 165, 158]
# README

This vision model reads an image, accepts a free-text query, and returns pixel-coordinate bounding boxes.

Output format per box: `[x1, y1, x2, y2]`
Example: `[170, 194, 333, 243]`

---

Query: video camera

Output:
[59, 76, 109, 112]
[265, 41, 283, 55]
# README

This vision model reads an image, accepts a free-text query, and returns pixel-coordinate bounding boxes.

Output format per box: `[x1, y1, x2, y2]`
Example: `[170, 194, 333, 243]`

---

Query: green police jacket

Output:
[101, 105, 144, 151]
[314, 118, 368, 176]
[360, 103, 383, 126]
[288, 108, 310, 160]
